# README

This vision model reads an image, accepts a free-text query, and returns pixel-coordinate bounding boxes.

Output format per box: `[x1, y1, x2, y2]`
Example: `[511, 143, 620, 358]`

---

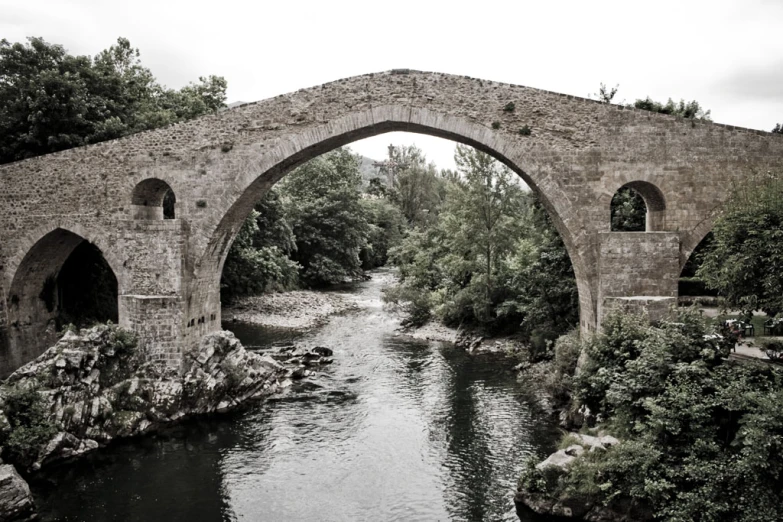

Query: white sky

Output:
[2, 0, 782, 171]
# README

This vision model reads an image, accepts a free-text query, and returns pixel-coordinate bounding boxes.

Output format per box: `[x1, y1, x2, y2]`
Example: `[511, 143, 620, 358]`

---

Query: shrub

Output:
[761, 339, 783, 361]
[518, 125, 532, 136]
[560, 309, 783, 520]
[1, 387, 57, 465]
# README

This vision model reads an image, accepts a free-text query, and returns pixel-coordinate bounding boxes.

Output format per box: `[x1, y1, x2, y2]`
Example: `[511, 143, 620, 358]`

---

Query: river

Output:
[29, 270, 559, 521]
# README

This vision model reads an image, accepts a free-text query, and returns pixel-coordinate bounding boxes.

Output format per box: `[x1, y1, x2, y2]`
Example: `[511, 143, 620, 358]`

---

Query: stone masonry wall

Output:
[1, 70, 783, 371]
[597, 232, 681, 325]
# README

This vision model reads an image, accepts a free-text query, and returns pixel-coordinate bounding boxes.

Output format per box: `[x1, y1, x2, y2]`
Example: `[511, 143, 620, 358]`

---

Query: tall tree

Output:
[384, 145, 444, 227]
[281, 148, 370, 286]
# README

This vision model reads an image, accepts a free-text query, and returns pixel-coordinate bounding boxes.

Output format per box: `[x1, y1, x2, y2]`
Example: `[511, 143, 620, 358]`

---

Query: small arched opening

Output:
[610, 181, 666, 232]
[131, 178, 176, 220]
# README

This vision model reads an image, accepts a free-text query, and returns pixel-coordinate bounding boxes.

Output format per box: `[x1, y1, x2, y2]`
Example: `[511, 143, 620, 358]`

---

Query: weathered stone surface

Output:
[2, 70, 782, 374]
[0, 325, 315, 471]
[0, 464, 35, 522]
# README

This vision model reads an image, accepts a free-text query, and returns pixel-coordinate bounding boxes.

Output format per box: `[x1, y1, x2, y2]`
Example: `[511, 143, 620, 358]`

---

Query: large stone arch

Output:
[2, 224, 121, 376]
[190, 107, 596, 337]
[2, 69, 783, 368]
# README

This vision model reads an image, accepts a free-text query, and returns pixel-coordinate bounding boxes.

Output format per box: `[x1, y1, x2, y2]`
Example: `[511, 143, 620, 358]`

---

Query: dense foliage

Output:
[610, 187, 646, 231]
[385, 145, 578, 345]
[523, 310, 783, 521]
[0, 37, 226, 164]
[221, 147, 398, 298]
[698, 172, 783, 317]
[279, 148, 371, 286]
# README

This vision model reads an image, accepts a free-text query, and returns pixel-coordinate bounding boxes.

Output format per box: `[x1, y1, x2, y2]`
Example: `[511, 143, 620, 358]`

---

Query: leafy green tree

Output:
[434, 145, 526, 323]
[698, 172, 783, 316]
[499, 192, 578, 351]
[385, 145, 445, 227]
[530, 309, 783, 522]
[281, 148, 370, 286]
[220, 204, 299, 303]
[360, 198, 407, 269]
[387, 146, 535, 328]
[0, 37, 226, 164]
[610, 187, 646, 231]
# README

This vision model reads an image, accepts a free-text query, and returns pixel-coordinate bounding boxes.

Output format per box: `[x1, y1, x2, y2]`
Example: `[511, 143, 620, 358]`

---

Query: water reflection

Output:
[31, 270, 558, 521]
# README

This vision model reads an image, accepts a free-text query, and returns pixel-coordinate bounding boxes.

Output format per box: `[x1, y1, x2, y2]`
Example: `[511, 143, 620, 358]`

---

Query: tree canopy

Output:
[0, 37, 226, 164]
[698, 172, 783, 317]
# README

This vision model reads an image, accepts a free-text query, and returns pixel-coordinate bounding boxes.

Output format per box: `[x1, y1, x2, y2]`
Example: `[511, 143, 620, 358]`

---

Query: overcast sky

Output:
[2, 0, 782, 170]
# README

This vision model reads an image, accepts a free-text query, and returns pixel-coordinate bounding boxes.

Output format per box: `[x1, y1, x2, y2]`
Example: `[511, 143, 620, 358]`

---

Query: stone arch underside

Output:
[2, 226, 121, 376]
[191, 110, 598, 340]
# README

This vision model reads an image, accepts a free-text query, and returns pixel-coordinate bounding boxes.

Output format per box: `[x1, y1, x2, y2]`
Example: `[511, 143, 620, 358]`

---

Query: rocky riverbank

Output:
[223, 290, 358, 329]
[513, 433, 654, 522]
[0, 325, 333, 521]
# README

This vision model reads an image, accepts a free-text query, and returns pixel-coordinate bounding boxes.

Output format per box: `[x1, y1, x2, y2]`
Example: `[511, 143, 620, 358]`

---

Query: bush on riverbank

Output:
[519, 309, 783, 521]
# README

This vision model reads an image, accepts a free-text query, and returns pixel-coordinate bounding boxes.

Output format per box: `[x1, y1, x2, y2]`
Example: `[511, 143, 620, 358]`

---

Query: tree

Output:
[499, 192, 578, 351]
[593, 82, 619, 103]
[0, 37, 226, 164]
[359, 198, 407, 269]
[542, 309, 783, 522]
[220, 191, 299, 303]
[773, 123, 783, 134]
[698, 172, 783, 317]
[385, 145, 445, 227]
[610, 187, 646, 231]
[280, 148, 370, 286]
[387, 145, 529, 328]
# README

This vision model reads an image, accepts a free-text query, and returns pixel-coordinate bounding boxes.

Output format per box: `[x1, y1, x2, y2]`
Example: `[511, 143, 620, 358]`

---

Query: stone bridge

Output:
[2, 70, 782, 374]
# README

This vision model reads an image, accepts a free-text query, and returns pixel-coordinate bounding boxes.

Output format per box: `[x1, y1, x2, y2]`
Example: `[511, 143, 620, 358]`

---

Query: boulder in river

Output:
[312, 346, 333, 357]
[0, 464, 35, 522]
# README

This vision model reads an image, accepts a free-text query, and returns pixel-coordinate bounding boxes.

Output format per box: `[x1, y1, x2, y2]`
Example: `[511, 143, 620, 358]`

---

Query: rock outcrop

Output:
[0, 325, 333, 519]
[0, 464, 35, 522]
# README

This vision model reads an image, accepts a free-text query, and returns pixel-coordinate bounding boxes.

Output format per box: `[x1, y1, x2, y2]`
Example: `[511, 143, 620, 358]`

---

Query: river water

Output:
[30, 270, 559, 521]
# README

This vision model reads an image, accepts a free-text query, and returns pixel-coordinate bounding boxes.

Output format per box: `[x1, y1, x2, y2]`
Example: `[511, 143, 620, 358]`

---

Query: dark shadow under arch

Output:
[2, 228, 118, 377]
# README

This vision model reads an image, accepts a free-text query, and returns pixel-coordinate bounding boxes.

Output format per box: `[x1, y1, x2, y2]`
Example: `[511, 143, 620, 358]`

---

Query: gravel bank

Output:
[223, 291, 358, 329]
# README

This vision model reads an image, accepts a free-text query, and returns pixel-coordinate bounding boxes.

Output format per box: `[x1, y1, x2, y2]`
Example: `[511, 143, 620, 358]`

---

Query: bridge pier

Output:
[596, 232, 681, 327]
